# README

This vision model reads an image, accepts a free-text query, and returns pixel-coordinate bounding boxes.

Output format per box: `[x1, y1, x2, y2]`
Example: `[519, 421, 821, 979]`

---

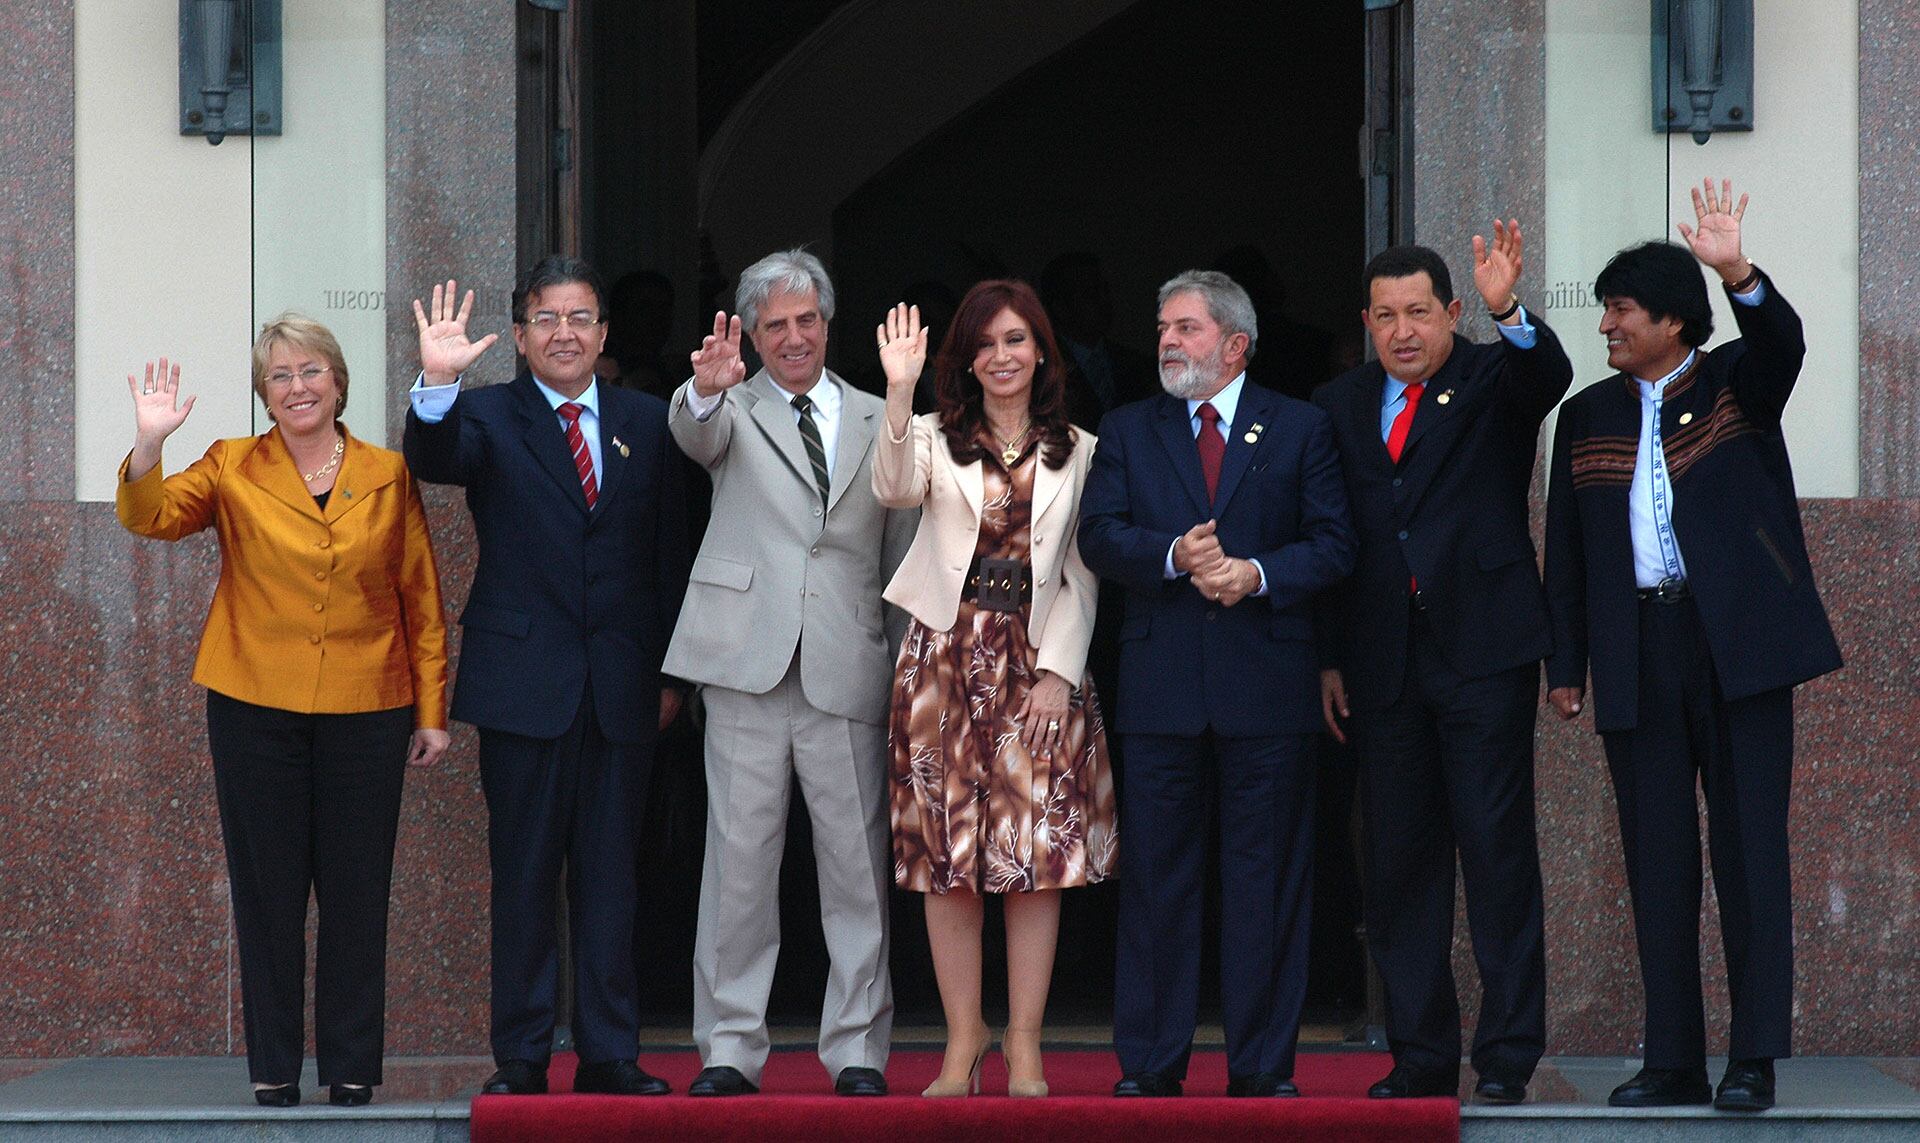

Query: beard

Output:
[1158, 342, 1227, 400]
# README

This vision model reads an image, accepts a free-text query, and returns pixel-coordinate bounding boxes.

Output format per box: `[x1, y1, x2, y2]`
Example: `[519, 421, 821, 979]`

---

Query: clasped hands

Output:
[1175, 520, 1260, 607]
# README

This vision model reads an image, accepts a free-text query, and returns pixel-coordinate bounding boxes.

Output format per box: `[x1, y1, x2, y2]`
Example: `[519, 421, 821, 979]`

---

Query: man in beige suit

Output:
[665, 249, 914, 1097]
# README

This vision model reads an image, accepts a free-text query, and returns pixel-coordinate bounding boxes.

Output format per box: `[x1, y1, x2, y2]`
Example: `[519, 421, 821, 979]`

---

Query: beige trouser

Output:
[691, 657, 894, 1085]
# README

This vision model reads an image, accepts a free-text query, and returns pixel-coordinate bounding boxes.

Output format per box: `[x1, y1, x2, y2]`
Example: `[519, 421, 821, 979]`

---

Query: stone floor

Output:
[2, 1047, 1916, 1142]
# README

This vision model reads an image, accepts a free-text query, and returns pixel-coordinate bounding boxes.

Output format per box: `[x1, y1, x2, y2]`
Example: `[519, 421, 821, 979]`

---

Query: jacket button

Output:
[312, 603, 323, 613]
[317, 539, 331, 548]
[1039, 577, 1048, 586]
[810, 548, 820, 557]
[1392, 478, 1403, 488]
[813, 507, 823, 517]
[308, 634, 321, 645]
[1397, 530, 1409, 541]
[314, 571, 327, 580]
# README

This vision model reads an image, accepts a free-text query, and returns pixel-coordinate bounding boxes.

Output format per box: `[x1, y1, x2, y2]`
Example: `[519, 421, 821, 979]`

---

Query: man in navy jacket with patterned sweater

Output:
[1545, 181, 1841, 1113]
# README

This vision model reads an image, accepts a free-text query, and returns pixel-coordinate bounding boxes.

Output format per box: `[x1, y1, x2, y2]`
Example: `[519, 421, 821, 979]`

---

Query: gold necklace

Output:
[992, 418, 1032, 465]
[302, 436, 345, 483]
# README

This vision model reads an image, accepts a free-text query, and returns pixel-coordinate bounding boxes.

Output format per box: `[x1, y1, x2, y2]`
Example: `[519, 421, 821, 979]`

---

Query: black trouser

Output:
[1601, 597, 1794, 1068]
[1353, 612, 1546, 1083]
[1114, 731, 1317, 1082]
[480, 687, 653, 1067]
[205, 690, 411, 1086]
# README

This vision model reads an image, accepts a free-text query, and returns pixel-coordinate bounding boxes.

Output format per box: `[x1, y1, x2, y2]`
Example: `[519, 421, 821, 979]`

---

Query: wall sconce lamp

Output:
[179, 0, 282, 145]
[1651, 0, 1754, 145]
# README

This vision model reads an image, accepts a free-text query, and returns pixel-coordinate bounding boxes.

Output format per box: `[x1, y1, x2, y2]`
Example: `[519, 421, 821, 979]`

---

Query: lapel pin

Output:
[1678, 412, 1693, 425]
[1244, 422, 1265, 444]
[1435, 389, 1454, 405]
[341, 489, 352, 499]
[612, 435, 630, 457]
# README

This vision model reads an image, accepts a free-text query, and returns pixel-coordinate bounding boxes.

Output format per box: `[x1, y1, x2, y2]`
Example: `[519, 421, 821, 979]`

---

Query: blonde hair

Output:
[251, 312, 349, 420]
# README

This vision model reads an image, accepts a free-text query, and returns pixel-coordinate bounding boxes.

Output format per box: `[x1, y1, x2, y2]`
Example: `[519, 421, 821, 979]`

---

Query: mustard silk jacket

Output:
[116, 426, 449, 728]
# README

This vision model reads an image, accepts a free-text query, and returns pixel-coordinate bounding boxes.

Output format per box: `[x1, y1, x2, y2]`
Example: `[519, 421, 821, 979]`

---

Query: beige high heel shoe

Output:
[922, 1035, 992, 1097]
[1003, 1026, 1049, 1098]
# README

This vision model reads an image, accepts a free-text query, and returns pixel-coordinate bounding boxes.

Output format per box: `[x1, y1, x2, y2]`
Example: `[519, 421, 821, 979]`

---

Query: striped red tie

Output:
[557, 401, 598, 509]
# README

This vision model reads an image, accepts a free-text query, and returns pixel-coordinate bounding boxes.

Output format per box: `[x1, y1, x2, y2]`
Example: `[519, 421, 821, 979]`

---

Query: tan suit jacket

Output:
[663, 370, 915, 724]
[116, 426, 448, 727]
[873, 413, 1098, 685]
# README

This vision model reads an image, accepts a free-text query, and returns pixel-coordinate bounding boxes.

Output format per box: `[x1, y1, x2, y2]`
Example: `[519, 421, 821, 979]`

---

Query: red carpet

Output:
[471, 1050, 1458, 1142]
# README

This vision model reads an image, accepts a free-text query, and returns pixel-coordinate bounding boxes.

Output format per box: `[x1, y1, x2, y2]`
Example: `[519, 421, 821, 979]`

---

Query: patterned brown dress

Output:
[889, 438, 1118, 894]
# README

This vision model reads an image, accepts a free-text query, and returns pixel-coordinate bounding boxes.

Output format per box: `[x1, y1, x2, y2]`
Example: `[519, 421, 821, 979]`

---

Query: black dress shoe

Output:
[328, 1083, 373, 1106]
[480, 1059, 549, 1096]
[1472, 1075, 1527, 1104]
[688, 1065, 759, 1096]
[1113, 1072, 1183, 1097]
[834, 1066, 888, 1096]
[1368, 1064, 1458, 1099]
[253, 1083, 300, 1107]
[1714, 1058, 1775, 1112]
[1227, 1072, 1299, 1097]
[574, 1060, 672, 1096]
[1607, 1065, 1711, 1107]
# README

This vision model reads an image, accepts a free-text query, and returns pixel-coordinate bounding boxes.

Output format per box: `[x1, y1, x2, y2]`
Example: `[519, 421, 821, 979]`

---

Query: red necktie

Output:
[558, 401, 599, 509]
[1385, 383, 1424, 593]
[1386, 381, 1424, 463]
[1196, 402, 1224, 501]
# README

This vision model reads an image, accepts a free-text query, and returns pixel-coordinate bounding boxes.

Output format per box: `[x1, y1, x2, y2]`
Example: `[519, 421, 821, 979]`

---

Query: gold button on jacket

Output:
[117, 426, 449, 728]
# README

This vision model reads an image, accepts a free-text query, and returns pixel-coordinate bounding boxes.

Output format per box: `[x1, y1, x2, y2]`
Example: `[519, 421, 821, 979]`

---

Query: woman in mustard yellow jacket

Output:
[117, 315, 448, 1108]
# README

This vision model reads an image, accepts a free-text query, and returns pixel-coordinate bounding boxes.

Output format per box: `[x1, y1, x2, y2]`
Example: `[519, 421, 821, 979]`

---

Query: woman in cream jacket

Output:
[871, 280, 1116, 1099]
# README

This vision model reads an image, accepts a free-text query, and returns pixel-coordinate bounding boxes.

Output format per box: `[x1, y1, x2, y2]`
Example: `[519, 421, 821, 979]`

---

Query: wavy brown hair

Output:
[934, 279, 1075, 470]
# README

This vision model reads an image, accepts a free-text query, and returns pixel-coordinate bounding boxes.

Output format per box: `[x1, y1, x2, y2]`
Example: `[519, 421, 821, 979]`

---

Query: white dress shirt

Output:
[409, 372, 603, 477]
[1627, 281, 1766, 588]
[686, 370, 841, 482]
[1162, 370, 1267, 595]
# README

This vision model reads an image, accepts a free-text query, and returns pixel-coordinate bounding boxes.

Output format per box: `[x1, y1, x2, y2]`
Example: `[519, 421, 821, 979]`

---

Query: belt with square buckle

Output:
[1636, 577, 1691, 604]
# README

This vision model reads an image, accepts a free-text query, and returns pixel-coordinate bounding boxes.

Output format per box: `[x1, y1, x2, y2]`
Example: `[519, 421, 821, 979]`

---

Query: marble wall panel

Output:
[0, 1, 75, 501]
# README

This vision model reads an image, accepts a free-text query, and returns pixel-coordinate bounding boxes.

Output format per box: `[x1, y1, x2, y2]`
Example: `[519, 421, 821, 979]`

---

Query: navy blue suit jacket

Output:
[1079, 385, 1356, 737]
[1545, 272, 1841, 731]
[1312, 317, 1573, 712]
[404, 374, 689, 745]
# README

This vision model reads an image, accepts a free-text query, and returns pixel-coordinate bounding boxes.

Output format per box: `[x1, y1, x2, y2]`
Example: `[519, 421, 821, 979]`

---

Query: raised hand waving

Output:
[413, 279, 499, 385]
[690, 310, 747, 398]
[1676, 178, 1750, 280]
[1472, 218, 1525, 316]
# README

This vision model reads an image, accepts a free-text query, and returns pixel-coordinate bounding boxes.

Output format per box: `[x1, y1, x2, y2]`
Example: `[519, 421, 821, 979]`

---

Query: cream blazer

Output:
[873, 412, 1098, 685]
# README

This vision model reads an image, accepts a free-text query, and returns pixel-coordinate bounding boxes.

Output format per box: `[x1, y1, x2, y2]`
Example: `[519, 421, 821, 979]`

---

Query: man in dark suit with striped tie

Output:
[405, 257, 690, 1097]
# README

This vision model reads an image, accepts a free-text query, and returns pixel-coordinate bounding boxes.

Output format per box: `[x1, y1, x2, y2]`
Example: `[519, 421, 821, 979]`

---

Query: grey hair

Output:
[1157, 270, 1258, 359]
[735, 248, 836, 330]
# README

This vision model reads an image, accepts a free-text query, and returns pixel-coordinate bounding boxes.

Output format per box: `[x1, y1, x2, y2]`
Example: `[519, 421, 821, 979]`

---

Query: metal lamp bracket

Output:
[1651, 0, 1754, 145]
[179, 0, 282, 144]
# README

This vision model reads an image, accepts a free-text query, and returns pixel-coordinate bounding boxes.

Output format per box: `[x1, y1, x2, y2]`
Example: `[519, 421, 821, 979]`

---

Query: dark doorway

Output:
[558, 0, 1370, 1035]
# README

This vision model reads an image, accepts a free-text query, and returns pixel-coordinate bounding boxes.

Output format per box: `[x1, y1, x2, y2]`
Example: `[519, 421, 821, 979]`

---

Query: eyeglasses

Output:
[522, 310, 605, 332]
[265, 366, 332, 386]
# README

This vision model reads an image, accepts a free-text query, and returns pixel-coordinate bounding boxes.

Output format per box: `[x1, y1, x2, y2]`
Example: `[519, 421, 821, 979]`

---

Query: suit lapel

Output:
[594, 386, 632, 515]
[511, 374, 590, 516]
[745, 372, 819, 493]
[1398, 351, 1467, 459]
[1031, 436, 1069, 524]
[238, 426, 326, 522]
[322, 428, 395, 523]
[826, 375, 872, 512]
[1153, 396, 1212, 516]
[1210, 387, 1270, 515]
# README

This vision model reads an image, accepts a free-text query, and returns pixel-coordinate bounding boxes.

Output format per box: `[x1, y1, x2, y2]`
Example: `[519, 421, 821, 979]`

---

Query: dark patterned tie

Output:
[557, 401, 598, 509]
[792, 393, 830, 503]
[1196, 401, 1224, 501]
